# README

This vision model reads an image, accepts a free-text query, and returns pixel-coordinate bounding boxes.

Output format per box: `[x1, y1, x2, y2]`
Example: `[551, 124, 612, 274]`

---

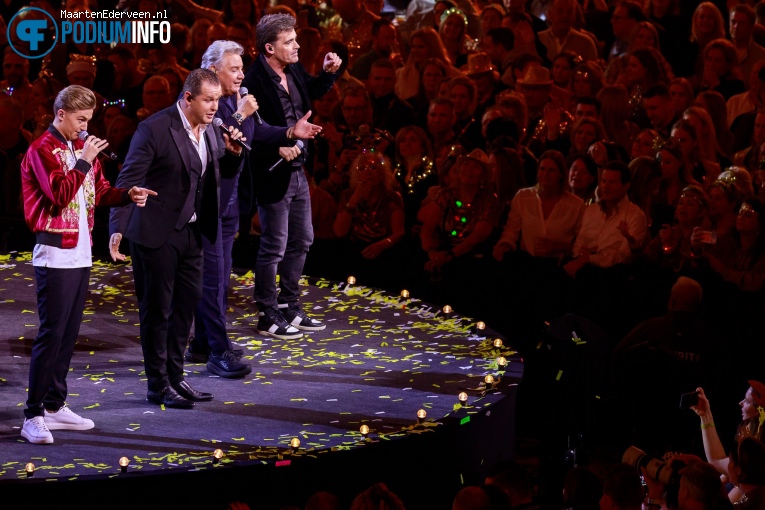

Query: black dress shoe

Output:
[172, 380, 214, 402]
[147, 386, 194, 409]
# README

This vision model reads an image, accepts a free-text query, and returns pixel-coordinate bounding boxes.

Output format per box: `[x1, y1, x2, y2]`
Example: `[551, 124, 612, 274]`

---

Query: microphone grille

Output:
[296, 140, 305, 149]
[78, 131, 89, 141]
[239, 87, 248, 96]
[212, 118, 224, 127]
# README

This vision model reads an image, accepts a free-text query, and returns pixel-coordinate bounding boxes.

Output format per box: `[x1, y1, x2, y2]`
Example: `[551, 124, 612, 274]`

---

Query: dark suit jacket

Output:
[242, 54, 337, 204]
[109, 104, 242, 248]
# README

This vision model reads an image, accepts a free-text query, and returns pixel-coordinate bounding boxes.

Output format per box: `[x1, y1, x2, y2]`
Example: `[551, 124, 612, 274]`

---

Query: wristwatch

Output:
[233, 112, 244, 125]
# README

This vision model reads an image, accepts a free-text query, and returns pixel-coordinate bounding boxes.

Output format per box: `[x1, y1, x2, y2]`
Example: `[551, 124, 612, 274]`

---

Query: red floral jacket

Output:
[21, 126, 129, 249]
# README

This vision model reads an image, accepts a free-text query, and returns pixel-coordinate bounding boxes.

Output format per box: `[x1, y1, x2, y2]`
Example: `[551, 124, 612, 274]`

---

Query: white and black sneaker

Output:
[257, 308, 304, 339]
[278, 303, 326, 331]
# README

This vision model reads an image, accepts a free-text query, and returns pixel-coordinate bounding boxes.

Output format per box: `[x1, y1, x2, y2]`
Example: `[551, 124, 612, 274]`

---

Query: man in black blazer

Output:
[241, 14, 341, 339]
[109, 69, 246, 409]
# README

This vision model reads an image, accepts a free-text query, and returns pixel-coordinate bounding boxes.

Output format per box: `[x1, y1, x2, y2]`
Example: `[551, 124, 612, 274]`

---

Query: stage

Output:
[0, 253, 522, 508]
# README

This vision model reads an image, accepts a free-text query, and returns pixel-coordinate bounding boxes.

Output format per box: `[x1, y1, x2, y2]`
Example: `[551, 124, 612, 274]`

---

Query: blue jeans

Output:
[254, 170, 313, 309]
[195, 200, 239, 353]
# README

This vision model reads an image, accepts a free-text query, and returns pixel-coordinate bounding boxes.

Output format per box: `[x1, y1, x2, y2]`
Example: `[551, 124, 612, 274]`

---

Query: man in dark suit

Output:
[109, 69, 246, 409]
[242, 14, 341, 339]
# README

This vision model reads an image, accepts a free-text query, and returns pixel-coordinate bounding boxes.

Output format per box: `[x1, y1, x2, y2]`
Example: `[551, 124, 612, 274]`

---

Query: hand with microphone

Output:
[78, 131, 118, 161]
[213, 118, 251, 152]
[267, 140, 304, 172]
[238, 87, 263, 125]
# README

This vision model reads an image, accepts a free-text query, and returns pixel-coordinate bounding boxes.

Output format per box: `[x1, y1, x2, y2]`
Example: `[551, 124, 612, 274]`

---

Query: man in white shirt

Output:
[537, 0, 598, 62]
[564, 161, 648, 277]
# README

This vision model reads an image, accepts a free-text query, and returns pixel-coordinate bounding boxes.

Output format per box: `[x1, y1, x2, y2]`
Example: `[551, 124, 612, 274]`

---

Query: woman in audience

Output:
[619, 47, 673, 96]
[334, 152, 406, 289]
[631, 128, 660, 160]
[650, 137, 701, 235]
[669, 78, 695, 118]
[438, 7, 472, 69]
[570, 62, 605, 100]
[605, 21, 662, 84]
[598, 85, 640, 154]
[568, 154, 598, 205]
[694, 91, 734, 158]
[408, 58, 451, 122]
[671, 118, 720, 184]
[569, 117, 607, 158]
[696, 38, 746, 100]
[628, 156, 661, 218]
[493, 150, 583, 261]
[393, 126, 437, 235]
[691, 382, 765, 484]
[728, 436, 765, 508]
[396, 28, 452, 101]
[689, 2, 726, 72]
[683, 106, 731, 169]
[551, 51, 578, 89]
[646, 184, 708, 273]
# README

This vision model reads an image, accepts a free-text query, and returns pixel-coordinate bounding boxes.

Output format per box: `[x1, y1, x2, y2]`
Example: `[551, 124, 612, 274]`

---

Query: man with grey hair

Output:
[242, 14, 341, 339]
[186, 39, 322, 377]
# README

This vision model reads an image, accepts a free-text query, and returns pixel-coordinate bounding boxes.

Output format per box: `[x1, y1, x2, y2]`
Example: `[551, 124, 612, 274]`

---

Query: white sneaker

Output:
[44, 406, 95, 431]
[21, 416, 53, 444]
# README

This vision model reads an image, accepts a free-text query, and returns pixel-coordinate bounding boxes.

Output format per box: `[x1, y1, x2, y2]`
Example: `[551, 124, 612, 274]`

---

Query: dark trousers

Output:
[130, 225, 203, 391]
[25, 266, 90, 419]
[254, 170, 313, 309]
[194, 201, 239, 354]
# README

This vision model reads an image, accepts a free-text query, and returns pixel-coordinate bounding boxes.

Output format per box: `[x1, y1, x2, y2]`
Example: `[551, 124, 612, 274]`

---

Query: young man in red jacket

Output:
[20, 85, 154, 444]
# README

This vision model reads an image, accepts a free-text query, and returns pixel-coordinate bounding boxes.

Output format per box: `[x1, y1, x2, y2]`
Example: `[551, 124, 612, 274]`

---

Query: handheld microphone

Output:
[78, 131, 118, 160]
[267, 140, 305, 172]
[213, 118, 252, 151]
[238, 87, 263, 125]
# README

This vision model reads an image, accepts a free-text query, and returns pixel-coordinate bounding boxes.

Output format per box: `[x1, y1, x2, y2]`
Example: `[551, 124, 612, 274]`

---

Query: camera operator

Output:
[641, 455, 733, 510]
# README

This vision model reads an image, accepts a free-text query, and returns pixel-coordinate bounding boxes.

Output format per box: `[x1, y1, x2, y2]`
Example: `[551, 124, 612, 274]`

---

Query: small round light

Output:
[25, 462, 35, 476]
[497, 356, 507, 368]
[360, 424, 370, 436]
[400, 289, 410, 298]
[416, 409, 427, 419]
[493, 338, 503, 348]
[476, 321, 486, 330]
[484, 374, 495, 385]
[119, 456, 129, 472]
[442, 305, 452, 314]
[347, 276, 356, 285]
[213, 449, 224, 460]
[290, 437, 301, 449]
[458, 392, 468, 404]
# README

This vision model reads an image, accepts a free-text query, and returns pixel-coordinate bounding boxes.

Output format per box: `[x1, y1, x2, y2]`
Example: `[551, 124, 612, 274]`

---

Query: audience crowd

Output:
[3, 0, 765, 508]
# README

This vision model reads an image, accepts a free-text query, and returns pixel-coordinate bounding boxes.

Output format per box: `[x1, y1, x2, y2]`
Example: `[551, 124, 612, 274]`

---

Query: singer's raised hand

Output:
[278, 145, 302, 161]
[236, 91, 258, 118]
[293, 110, 322, 139]
[323, 52, 342, 73]
[128, 186, 157, 207]
[81, 135, 109, 164]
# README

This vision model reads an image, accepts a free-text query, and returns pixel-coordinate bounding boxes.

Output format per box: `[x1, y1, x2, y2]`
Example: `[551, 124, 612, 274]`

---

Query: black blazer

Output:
[242, 54, 337, 204]
[109, 105, 241, 248]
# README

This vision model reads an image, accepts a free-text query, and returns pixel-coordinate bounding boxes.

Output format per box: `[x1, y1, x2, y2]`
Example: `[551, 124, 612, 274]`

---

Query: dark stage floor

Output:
[0, 253, 521, 504]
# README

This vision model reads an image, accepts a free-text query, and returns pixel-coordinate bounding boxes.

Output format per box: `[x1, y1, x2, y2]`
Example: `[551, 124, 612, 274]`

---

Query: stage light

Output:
[290, 437, 301, 449]
[497, 356, 507, 368]
[484, 374, 495, 388]
[476, 321, 486, 330]
[213, 449, 224, 464]
[25, 463, 34, 477]
[360, 424, 369, 438]
[416, 409, 427, 424]
[458, 392, 468, 404]
[347, 276, 356, 285]
[119, 456, 129, 473]
[493, 338, 503, 348]
[400, 289, 410, 298]
[442, 305, 452, 314]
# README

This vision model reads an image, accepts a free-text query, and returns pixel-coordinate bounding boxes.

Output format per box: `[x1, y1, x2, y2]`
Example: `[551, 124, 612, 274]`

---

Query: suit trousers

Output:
[254, 169, 313, 309]
[194, 200, 239, 354]
[130, 224, 203, 391]
[25, 266, 90, 419]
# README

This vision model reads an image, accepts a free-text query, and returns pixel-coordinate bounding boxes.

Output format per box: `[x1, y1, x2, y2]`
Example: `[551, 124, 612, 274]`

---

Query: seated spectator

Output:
[136, 75, 173, 121]
[645, 185, 708, 273]
[350, 483, 406, 510]
[627, 156, 661, 218]
[350, 18, 399, 81]
[334, 151, 406, 288]
[644, 457, 733, 510]
[728, 436, 765, 508]
[598, 85, 640, 155]
[408, 58, 451, 123]
[493, 150, 584, 259]
[643, 84, 680, 139]
[693, 91, 734, 159]
[537, 0, 599, 62]
[670, 119, 719, 184]
[631, 128, 660, 160]
[568, 154, 598, 204]
[732, 109, 765, 171]
[565, 161, 649, 277]
[649, 136, 701, 235]
[683, 107, 730, 175]
[600, 463, 644, 510]
[694, 39, 746, 100]
[562, 466, 602, 510]
[368, 59, 416, 135]
[703, 168, 753, 254]
[570, 61, 606, 102]
[484, 461, 541, 509]
[620, 49, 673, 127]
[669, 78, 695, 120]
[393, 125, 437, 235]
[395, 27, 454, 101]
[439, 7, 473, 69]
